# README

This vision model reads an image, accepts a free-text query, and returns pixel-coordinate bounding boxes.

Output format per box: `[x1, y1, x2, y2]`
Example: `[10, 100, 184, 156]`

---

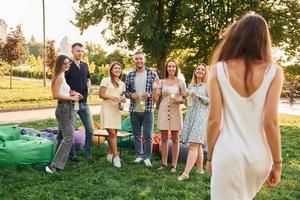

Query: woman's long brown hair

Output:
[110, 62, 122, 87]
[164, 60, 179, 78]
[210, 13, 272, 95]
[52, 55, 69, 87]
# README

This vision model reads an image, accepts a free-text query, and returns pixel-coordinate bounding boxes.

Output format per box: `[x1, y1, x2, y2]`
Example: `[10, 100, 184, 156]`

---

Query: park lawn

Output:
[0, 77, 101, 111]
[0, 114, 299, 200]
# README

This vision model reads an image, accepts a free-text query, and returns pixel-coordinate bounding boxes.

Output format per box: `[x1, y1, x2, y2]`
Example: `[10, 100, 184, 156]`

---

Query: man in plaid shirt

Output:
[125, 51, 159, 167]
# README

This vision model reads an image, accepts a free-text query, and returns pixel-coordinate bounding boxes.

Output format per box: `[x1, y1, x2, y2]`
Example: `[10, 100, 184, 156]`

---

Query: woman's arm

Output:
[195, 87, 210, 105]
[98, 80, 119, 102]
[206, 65, 223, 171]
[263, 64, 284, 187]
[152, 79, 161, 103]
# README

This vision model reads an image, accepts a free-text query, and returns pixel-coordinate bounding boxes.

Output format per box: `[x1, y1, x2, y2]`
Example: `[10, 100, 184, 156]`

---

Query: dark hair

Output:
[164, 60, 179, 78]
[210, 12, 272, 95]
[72, 42, 84, 48]
[52, 55, 69, 86]
[110, 62, 122, 87]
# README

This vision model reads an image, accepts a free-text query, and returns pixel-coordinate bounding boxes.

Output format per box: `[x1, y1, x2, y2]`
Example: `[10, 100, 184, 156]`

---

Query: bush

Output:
[0, 62, 11, 76]
[11, 69, 52, 80]
[90, 73, 104, 85]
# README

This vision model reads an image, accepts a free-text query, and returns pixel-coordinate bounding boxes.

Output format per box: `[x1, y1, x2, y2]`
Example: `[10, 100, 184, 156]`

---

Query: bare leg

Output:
[106, 129, 118, 157]
[183, 143, 200, 176]
[171, 130, 179, 169]
[160, 130, 169, 166]
[195, 144, 204, 173]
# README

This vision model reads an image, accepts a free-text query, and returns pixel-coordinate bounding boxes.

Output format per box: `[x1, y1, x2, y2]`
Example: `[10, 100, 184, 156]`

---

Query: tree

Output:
[104, 50, 133, 67]
[27, 35, 43, 58]
[26, 54, 43, 72]
[73, 0, 183, 76]
[0, 25, 26, 89]
[73, 0, 300, 78]
[282, 65, 300, 107]
[46, 40, 57, 72]
[85, 42, 107, 66]
[177, 1, 300, 72]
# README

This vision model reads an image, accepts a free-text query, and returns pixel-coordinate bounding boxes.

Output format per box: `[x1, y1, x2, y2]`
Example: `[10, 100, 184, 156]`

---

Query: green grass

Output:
[0, 114, 299, 199]
[0, 77, 101, 111]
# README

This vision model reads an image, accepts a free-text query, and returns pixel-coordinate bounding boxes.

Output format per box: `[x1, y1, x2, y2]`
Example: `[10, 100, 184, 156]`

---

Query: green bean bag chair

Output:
[0, 125, 21, 142]
[117, 117, 133, 148]
[0, 126, 55, 166]
[120, 117, 132, 133]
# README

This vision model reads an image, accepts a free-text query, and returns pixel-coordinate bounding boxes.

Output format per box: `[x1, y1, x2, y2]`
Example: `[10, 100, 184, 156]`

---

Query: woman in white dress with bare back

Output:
[206, 13, 283, 200]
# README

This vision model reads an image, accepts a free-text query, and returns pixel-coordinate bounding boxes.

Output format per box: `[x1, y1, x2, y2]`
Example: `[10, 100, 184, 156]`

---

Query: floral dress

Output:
[181, 83, 209, 144]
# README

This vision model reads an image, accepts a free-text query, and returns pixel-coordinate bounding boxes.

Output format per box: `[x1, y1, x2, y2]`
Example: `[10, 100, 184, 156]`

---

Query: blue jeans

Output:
[77, 102, 94, 157]
[130, 111, 154, 160]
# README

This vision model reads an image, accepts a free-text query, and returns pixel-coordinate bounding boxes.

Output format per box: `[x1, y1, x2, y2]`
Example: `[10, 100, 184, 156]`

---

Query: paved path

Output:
[0, 102, 299, 125]
[0, 105, 101, 125]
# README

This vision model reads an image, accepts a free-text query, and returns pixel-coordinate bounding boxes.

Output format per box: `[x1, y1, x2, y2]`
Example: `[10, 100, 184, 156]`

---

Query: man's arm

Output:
[86, 63, 92, 94]
[125, 73, 133, 99]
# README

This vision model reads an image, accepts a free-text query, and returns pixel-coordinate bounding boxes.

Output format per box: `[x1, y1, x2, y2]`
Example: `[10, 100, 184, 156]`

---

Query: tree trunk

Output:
[156, 52, 168, 79]
[9, 65, 12, 89]
[156, 58, 165, 79]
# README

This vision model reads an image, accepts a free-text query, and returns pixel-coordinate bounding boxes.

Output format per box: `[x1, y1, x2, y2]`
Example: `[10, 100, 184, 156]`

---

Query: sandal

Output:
[157, 164, 167, 171]
[196, 169, 205, 175]
[178, 173, 189, 181]
[170, 166, 177, 173]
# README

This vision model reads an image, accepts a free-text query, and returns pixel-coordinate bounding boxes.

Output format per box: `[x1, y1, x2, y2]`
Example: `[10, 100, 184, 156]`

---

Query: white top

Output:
[211, 61, 277, 200]
[134, 70, 147, 112]
[59, 73, 71, 97]
[135, 70, 147, 95]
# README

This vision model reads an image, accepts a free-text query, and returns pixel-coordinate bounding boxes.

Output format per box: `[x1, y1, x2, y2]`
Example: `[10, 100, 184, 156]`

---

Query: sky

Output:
[0, 0, 117, 53]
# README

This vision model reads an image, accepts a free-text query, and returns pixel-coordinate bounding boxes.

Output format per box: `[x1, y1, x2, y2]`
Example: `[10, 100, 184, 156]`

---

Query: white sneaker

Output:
[144, 159, 152, 167]
[133, 157, 143, 163]
[113, 157, 121, 168]
[107, 154, 113, 163]
[45, 165, 57, 174]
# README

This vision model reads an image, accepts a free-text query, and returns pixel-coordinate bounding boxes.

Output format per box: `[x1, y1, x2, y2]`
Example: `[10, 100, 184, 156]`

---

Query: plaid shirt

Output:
[125, 67, 159, 112]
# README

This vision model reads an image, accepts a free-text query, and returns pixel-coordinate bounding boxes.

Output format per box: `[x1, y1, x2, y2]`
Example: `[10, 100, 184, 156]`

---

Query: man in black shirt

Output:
[65, 43, 94, 158]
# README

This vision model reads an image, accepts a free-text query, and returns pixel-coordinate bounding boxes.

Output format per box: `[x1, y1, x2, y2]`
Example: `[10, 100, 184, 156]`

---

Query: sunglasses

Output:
[64, 61, 72, 65]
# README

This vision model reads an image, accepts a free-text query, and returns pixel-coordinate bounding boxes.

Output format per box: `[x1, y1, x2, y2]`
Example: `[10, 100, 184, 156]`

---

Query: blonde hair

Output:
[190, 64, 208, 85]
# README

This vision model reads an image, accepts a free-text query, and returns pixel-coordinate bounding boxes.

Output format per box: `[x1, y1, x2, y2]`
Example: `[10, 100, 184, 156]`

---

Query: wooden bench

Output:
[93, 130, 133, 155]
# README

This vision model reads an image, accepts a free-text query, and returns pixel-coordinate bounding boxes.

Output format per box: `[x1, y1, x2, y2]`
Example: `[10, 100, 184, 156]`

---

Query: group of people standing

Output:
[46, 12, 283, 200]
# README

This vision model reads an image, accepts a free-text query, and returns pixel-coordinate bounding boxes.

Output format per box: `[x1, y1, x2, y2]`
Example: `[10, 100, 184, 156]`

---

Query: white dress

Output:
[100, 77, 125, 129]
[211, 61, 277, 200]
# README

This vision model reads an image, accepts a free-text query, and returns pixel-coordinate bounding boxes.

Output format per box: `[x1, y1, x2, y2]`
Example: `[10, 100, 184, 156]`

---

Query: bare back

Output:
[225, 59, 271, 98]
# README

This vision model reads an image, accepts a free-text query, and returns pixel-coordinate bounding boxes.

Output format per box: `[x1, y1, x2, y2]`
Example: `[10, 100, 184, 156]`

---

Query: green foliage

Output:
[0, 77, 101, 110]
[0, 62, 11, 77]
[26, 55, 43, 71]
[85, 42, 107, 66]
[73, 0, 300, 77]
[27, 35, 43, 58]
[282, 65, 300, 104]
[104, 50, 131, 68]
